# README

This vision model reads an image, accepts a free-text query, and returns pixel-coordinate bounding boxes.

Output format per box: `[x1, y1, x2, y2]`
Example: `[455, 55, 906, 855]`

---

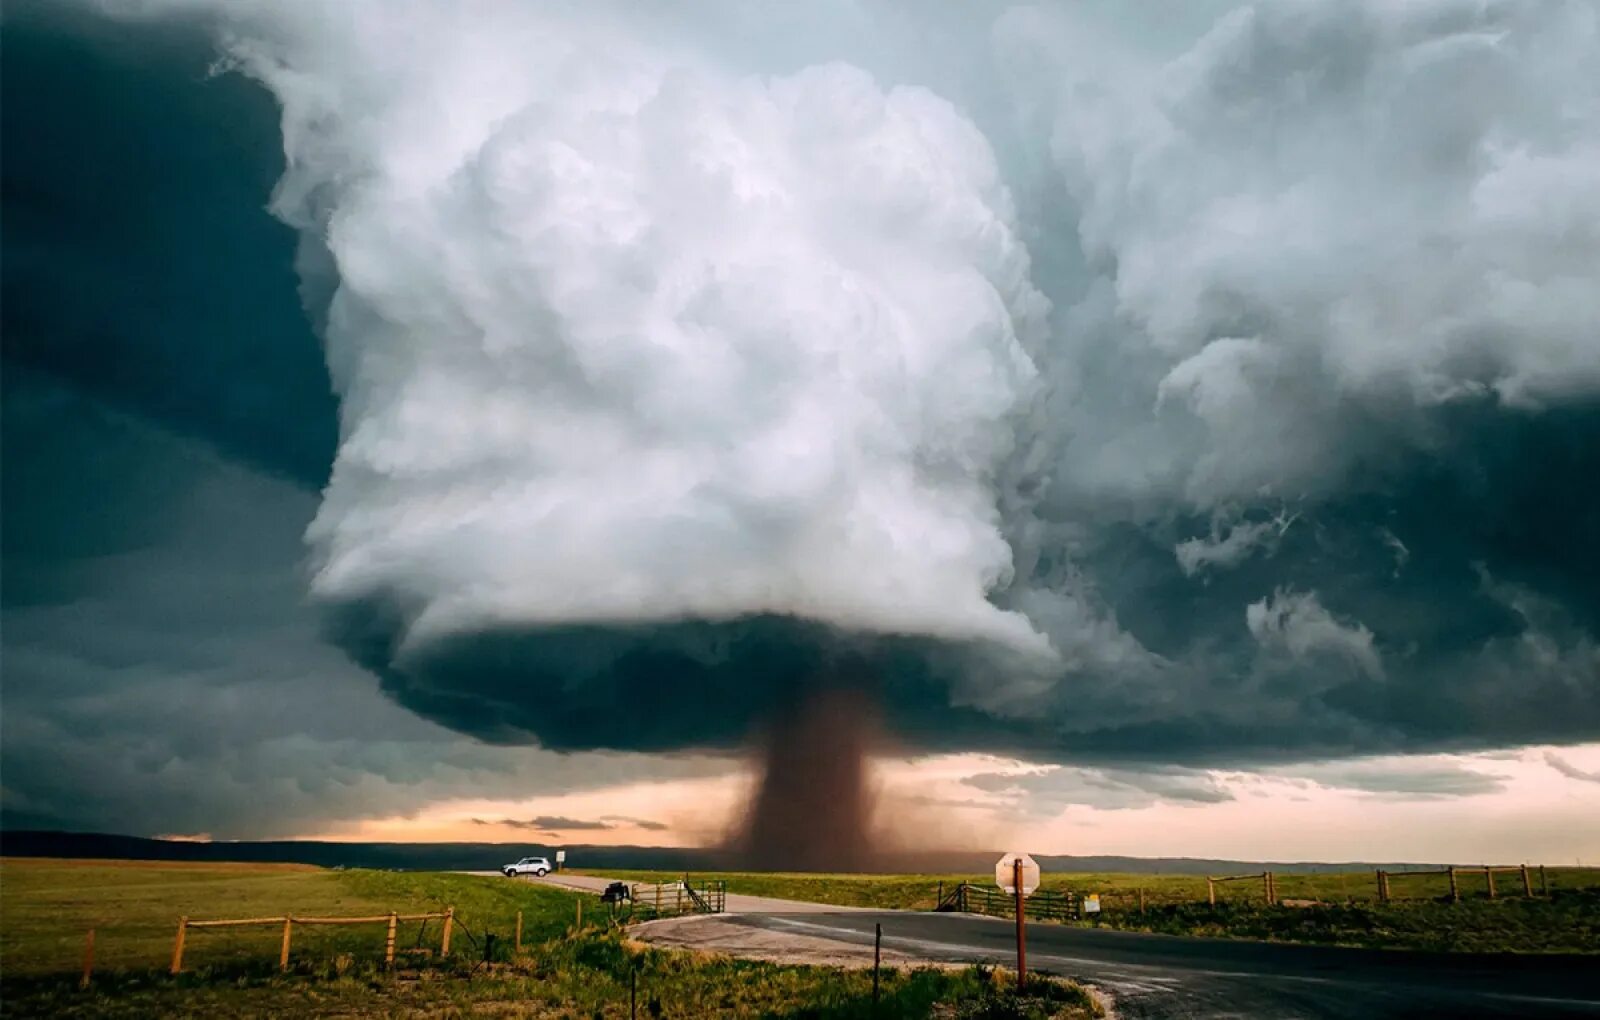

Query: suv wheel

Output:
[504, 868, 516, 877]
[535, 868, 548, 877]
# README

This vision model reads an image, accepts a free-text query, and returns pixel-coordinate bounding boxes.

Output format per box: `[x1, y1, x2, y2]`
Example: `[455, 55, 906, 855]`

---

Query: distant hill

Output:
[0, 830, 1448, 874]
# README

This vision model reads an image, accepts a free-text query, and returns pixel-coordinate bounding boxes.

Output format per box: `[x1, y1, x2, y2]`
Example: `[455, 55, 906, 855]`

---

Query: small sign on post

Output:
[1083, 894, 1101, 914]
[996, 853, 1040, 991]
[555, 850, 567, 872]
[995, 852, 1040, 895]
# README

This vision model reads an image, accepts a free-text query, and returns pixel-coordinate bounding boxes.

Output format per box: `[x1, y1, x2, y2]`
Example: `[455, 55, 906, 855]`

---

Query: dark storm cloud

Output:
[963, 766, 1234, 813]
[603, 817, 671, 832]
[527, 817, 613, 832]
[0, 4, 337, 488]
[1543, 753, 1600, 785]
[472, 817, 613, 832]
[1277, 762, 1507, 800]
[3, 0, 1599, 839]
[0, 371, 726, 837]
[471, 815, 665, 832]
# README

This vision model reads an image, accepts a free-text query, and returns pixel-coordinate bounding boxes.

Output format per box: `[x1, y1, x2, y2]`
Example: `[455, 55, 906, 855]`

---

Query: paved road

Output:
[685, 911, 1600, 1019]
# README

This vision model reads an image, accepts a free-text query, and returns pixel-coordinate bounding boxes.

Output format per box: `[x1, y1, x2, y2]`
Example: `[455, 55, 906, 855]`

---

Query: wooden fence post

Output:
[937, 881, 944, 909]
[872, 922, 882, 1008]
[577, 898, 583, 928]
[1485, 866, 1496, 900]
[1448, 867, 1459, 902]
[1539, 865, 1548, 896]
[1207, 878, 1216, 906]
[1264, 872, 1275, 905]
[1138, 887, 1146, 914]
[385, 913, 397, 967]
[514, 910, 522, 953]
[1521, 865, 1532, 897]
[170, 917, 187, 975]
[441, 907, 453, 956]
[280, 916, 293, 971]
[81, 929, 95, 989]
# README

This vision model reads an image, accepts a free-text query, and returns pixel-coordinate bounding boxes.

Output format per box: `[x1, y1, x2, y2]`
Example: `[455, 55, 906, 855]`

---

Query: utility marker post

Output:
[995, 852, 1040, 994]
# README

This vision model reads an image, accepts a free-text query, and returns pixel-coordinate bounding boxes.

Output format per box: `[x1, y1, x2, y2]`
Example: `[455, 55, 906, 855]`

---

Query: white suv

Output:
[502, 856, 552, 877]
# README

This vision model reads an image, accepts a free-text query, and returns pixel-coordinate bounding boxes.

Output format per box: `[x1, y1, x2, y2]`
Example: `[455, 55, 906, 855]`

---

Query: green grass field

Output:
[0, 859, 1095, 1019]
[579, 867, 1600, 953]
[579, 866, 1600, 910]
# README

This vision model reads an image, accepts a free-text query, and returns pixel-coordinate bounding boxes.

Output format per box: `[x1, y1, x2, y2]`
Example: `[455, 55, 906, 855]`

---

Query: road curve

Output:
[643, 910, 1600, 1019]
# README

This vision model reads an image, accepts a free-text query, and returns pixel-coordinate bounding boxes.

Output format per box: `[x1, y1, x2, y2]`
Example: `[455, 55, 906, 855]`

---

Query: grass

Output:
[578, 866, 1600, 910]
[0, 858, 584, 979]
[0, 858, 1098, 1019]
[578, 867, 1600, 953]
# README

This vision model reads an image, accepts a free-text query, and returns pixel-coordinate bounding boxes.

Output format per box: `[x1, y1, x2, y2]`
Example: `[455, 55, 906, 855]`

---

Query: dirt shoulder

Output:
[630, 914, 933, 970]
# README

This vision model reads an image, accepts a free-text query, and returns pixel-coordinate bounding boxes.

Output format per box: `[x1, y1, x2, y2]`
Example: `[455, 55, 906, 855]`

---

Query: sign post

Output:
[1014, 858, 1026, 989]
[995, 852, 1040, 992]
[555, 849, 567, 872]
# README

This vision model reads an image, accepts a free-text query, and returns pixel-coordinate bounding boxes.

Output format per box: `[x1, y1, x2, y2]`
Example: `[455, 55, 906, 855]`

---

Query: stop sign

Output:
[995, 852, 1040, 896]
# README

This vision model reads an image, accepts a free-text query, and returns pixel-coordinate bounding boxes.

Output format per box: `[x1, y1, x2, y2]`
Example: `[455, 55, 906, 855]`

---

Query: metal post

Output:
[1448, 866, 1459, 902]
[280, 916, 293, 971]
[442, 907, 453, 956]
[630, 966, 638, 1020]
[937, 881, 944, 910]
[81, 929, 95, 989]
[170, 917, 187, 975]
[1014, 858, 1027, 992]
[873, 923, 882, 1008]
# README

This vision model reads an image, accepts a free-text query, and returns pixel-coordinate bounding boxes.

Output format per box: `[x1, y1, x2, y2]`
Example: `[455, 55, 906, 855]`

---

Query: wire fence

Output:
[936, 863, 1577, 923]
[64, 880, 731, 988]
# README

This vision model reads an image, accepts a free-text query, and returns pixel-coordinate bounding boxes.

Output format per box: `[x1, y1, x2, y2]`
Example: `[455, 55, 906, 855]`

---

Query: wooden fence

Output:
[1377, 865, 1546, 903]
[936, 883, 1078, 922]
[624, 880, 726, 920]
[169, 908, 453, 974]
[1207, 872, 1277, 906]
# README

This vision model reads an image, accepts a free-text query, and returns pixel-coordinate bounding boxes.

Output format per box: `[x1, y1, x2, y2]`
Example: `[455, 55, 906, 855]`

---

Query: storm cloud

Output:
[3, 0, 1598, 836]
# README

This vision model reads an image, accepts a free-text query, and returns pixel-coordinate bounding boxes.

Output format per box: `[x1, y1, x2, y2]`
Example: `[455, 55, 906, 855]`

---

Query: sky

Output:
[2, 0, 1598, 863]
